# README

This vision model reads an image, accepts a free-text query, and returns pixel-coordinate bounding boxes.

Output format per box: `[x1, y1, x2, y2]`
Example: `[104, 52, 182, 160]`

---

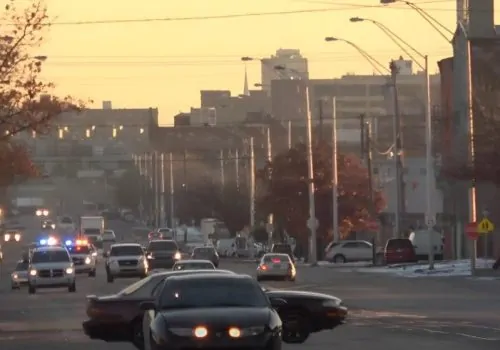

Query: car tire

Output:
[28, 285, 36, 294]
[281, 311, 310, 344]
[131, 318, 144, 350]
[88, 269, 96, 277]
[68, 283, 76, 293]
[107, 274, 114, 283]
[333, 254, 346, 264]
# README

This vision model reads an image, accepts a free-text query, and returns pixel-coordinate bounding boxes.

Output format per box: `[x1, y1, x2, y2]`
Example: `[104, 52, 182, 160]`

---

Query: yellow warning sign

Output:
[477, 218, 495, 234]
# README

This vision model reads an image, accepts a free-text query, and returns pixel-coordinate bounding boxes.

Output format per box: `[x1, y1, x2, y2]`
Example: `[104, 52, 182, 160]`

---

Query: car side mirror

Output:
[270, 297, 287, 308]
[140, 301, 156, 311]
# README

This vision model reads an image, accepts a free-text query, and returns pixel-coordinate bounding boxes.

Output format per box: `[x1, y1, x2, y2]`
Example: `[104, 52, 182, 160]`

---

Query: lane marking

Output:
[456, 332, 500, 341]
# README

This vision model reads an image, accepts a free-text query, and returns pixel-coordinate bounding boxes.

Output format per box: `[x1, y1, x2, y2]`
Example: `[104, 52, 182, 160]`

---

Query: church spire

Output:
[243, 66, 250, 96]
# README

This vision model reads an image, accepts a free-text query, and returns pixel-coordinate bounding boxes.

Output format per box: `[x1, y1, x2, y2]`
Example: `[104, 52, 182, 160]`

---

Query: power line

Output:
[39, 51, 451, 67]
[0, 4, 465, 27]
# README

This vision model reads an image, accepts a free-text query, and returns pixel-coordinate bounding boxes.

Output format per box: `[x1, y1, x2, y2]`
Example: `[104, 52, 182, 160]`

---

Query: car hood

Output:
[13, 270, 28, 277]
[148, 250, 176, 256]
[71, 254, 89, 258]
[109, 255, 143, 261]
[160, 307, 270, 327]
[267, 289, 342, 303]
[31, 262, 72, 269]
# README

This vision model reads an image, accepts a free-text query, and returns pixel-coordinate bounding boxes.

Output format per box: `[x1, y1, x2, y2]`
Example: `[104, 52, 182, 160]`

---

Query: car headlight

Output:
[13, 273, 18, 279]
[85, 257, 91, 264]
[14, 234, 21, 241]
[29, 269, 37, 276]
[91, 252, 97, 257]
[174, 252, 181, 260]
[147, 254, 154, 259]
[4, 234, 10, 241]
[65, 267, 74, 274]
[322, 299, 341, 307]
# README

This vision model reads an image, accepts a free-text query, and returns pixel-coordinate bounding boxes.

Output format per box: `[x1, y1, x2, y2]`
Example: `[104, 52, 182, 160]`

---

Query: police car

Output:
[27, 244, 76, 294]
[65, 239, 97, 277]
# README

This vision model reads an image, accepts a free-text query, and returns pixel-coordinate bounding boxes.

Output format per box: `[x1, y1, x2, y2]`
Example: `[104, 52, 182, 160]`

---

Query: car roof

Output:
[175, 259, 214, 264]
[111, 243, 142, 248]
[149, 239, 176, 243]
[193, 246, 215, 250]
[167, 273, 252, 283]
[33, 246, 68, 252]
[152, 269, 233, 278]
[263, 253, 290, 257]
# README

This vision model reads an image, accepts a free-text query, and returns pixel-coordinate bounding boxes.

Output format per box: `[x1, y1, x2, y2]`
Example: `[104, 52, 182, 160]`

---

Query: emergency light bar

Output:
[39, 237, 58, 246]
[65, 239, 88, 246]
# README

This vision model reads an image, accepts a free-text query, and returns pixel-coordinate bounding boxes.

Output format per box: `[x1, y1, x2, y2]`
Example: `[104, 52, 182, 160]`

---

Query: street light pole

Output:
[332, 97, 339, 243]
[424, 55, 435, 270]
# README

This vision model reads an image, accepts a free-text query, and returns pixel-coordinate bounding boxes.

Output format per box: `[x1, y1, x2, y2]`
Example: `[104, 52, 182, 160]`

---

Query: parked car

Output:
[324, 240, 380, 263]
[384, 238, 417, 264]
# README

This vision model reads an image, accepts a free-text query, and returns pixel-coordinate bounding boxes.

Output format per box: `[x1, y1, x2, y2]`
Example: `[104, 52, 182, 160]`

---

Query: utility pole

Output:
[249, 137, 255, 227]
[332, 97, 339, 243]
[169, 153, 175, 231]
[235, 148, 240, 190]
[287, 120, 292, 149]
[182, 150, 187, 224]
[266, 127, 273, 248]
[154, 152, 159, 227]
[138, 154, 144, 221]
[318, 99, 324, 143]
[360, 114, 366, 156]
[390, 60, 404, 238]
[160, 153, 165, 227]
[219, 149, 225, 189]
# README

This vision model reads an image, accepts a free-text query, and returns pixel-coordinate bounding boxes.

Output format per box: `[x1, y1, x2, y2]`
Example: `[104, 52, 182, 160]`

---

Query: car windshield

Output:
[193, 248, 215, 255]
[104, 231, 114, 236]
[67, 245, 91, 254]
[31, 250, 70, 263]
[159, 277, 268, 309]
[15, 261, 29, 271]
[263, 255, 289, 263]
[148, 241, 178, 251]
[110, 245, 143, 256]
[61, 217, 72, 224]
[173, 262, 215, 270]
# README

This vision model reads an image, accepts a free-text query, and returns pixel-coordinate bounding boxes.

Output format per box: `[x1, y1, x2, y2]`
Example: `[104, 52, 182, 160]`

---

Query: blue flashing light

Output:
[65, 240, 73, 246]
[39, 239, 47, 245]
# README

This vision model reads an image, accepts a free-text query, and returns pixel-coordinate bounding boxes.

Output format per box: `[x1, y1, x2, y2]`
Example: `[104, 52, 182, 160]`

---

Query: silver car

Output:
[172, 259, 215, 271]
[11, 260, 29, 289]
[256, 253, 296, 282]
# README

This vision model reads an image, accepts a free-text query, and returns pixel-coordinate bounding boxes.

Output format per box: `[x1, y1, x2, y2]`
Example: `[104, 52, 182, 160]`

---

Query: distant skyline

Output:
[15, 0, 499, 123]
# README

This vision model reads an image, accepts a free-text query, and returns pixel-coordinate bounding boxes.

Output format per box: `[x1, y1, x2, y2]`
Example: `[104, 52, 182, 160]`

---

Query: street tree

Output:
[256, 142, 385, 245]
[114, 169, 142, 210]
[0, 0, 85, 185]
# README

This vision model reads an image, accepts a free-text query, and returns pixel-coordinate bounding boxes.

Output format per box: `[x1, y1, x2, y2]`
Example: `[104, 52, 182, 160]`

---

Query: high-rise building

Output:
[261, 49, 308, 92]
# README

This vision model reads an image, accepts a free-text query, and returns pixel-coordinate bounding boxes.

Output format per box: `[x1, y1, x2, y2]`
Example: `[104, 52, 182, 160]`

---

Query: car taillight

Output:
[260, 265, 268, 270]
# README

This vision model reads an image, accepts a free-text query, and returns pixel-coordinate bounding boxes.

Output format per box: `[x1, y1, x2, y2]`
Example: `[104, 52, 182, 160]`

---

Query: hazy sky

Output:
[10, 0, 500, 124]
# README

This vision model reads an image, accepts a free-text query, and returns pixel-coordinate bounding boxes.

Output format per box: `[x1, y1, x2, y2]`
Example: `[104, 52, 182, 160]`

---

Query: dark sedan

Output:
[82, 269, 235, 349]
[191, 246, 219, 267]
[141, 274, 283, 350]
[146, 240, 181, 269]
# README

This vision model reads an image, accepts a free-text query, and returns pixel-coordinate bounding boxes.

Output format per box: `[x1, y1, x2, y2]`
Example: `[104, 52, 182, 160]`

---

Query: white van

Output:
[216, 238, 235, 257]
[408, 229, 444, 261]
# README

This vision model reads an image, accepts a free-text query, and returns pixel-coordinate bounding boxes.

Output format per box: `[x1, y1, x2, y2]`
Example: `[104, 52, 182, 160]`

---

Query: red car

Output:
[384, 238, 417, 264]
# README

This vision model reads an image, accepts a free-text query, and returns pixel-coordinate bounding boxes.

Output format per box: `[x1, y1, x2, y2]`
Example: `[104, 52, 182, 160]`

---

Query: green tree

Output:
[256, 142, 385, 244]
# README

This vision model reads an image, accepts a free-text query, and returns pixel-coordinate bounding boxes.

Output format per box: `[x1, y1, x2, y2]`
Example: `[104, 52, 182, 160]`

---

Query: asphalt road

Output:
[1, 219, 499, 349]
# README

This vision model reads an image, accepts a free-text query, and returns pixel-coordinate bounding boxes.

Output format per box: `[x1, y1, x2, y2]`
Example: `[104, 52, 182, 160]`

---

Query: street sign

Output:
[466, 222, 479, 240]
[477, 218, 494, 234]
